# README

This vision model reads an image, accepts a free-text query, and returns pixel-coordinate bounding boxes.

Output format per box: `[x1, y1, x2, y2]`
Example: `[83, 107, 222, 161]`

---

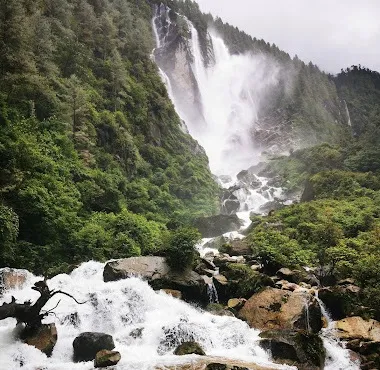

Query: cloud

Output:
[195, 0, 380, 73]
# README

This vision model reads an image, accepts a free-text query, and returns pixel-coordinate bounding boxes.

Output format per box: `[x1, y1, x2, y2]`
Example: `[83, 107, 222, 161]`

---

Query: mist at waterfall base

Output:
[0, 264, 359, 370]
[153, 6, 281, 177]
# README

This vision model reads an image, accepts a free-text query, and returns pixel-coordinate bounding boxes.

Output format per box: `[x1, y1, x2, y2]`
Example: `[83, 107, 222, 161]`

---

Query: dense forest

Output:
[0, 0, 219, 275]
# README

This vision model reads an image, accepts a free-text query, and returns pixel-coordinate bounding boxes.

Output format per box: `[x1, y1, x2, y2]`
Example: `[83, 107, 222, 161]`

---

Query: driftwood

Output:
[0, 280, 86, 329]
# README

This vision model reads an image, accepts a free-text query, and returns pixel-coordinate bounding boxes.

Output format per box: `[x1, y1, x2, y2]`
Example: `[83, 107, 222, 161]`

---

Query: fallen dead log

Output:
[0, 280, 86, 329]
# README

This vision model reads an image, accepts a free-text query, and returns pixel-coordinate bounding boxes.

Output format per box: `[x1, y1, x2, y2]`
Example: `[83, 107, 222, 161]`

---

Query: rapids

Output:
[0, 262, 292, 370]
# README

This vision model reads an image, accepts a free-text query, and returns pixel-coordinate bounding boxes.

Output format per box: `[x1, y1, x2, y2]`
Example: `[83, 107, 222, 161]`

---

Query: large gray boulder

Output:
[103, 257, 207, 303]
[73, 332, 115, 362]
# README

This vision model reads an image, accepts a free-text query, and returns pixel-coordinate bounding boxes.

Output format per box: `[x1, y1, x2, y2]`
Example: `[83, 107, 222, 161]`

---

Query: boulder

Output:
[206, 303, 235, 317]
[258, 200, 284, 214]
[73, 332, 115, 362]
[276, 268, 308, 284]
[237, 169, 262, 188]
[104, 257, 207, 303]
[203, 236, 229, 251]
[335, 317, 380, 341]
[260, 329, 325, 370]
[227, 298, 246, 310]
[174, 341, 206, 356]
[94, 350, 121, 368]
[219, 264, 274, 302]
[103, 256, 169, 282]
[220, 240, 251, 256]
[0, 268, 28, 294]
[238, 287, 322, 333]
[318, 284, 364, 320]
[21, 323, 57, 356]
[213, 255, 246, 269]
[193, 215, 243, 238]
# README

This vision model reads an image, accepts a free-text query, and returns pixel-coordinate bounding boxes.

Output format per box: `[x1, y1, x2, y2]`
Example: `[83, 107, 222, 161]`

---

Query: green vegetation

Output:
[248, 97, 380, 319]
[165, 227, 201, 271]
[0, 0, 219, 274]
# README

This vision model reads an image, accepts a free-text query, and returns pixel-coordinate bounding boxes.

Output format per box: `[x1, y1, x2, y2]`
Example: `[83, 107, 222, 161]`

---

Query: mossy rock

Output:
[174, 341, 206, 356]
[220, 263, 274, 299]
[260, 330, 325, 369]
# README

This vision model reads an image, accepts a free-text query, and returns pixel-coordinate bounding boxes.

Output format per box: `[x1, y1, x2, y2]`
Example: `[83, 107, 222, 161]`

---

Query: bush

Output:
[165, 227, 201, 271]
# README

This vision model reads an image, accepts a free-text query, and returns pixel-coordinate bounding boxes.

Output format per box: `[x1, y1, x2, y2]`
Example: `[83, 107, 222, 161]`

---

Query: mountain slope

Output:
[0, 0, 219, 274]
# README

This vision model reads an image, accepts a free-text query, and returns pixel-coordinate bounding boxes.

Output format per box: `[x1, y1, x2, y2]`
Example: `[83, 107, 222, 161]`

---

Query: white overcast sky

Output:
[194, 0, 380, 74]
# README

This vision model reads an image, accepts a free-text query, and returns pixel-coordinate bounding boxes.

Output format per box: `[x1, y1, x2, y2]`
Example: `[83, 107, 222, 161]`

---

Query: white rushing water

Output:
[315, 292, 360, 370]
[0, 262, 294, 370]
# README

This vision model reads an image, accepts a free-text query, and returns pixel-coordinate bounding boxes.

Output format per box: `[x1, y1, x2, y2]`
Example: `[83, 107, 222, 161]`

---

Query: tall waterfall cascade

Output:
[153, 5, 280, 177]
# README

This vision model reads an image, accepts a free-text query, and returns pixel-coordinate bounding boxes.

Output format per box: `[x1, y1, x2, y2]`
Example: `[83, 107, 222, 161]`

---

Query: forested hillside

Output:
[0, 0, 219, 274]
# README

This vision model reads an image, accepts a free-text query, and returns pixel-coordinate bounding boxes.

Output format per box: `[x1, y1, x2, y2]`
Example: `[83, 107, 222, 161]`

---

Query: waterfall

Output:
[204, 276, 219, 304]
[343, 100, 352, 127]
[153, 5, 280, 177]
[315, 291, 360, 370]
[0, 262, 290, 370]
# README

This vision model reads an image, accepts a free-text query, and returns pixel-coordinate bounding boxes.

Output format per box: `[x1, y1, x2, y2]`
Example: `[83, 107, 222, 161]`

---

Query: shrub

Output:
[165, 227, 201, 271]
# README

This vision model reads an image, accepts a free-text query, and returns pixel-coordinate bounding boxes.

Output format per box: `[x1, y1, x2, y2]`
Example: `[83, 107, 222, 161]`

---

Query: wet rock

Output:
[220, 239, 251, 256]
[213, 274, 228, 286]
[227, 298, 246, 310]
[335, 317, 380, 341]
[222, 198, 241, 215]
[103, 256, 169, 282]
[174, 341, 206, 356]
[213, 255, 246, 269]
[260, 329, 325, 370]
[104, 257, 206, 303]
[73, 332, 115, 362]
[259, 200, 285, 214]
[94, 349, 121, 368]
[203, 236, 229, 251]
[219, 264, 274, 302]
[193, 214, 243, 238]
[21, 323, 57, 356]
[276, 268, 308, 284]
[318, 284, 363, 320]
[0, 268, 28, 294]
[238, 287, 322, 333]
[206, 303, 235, 317]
